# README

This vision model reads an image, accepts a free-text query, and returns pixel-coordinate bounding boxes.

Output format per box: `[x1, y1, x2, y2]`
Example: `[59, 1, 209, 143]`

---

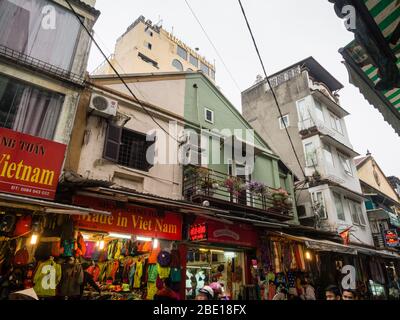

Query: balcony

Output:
[183, 166, 294, 221]
[0, 45, 85, 86]
[299, 117, 359, 158]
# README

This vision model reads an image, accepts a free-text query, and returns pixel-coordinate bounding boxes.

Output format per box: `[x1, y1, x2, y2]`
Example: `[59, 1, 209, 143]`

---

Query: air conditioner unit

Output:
[89, 93, 118, 118]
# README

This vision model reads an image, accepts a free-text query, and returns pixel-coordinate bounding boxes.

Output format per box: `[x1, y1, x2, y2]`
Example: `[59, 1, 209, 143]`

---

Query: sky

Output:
[87, 0, 400, 178]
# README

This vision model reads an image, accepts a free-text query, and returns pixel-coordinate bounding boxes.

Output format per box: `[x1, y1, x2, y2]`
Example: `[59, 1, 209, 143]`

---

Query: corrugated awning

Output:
[333, 0, 400, 136]
[0, 193, 111, 216]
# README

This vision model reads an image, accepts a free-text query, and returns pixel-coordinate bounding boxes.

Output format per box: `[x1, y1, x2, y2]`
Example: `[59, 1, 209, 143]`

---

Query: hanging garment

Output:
[13, 215, 32, 237]
[33, 260, 62, 297]
[157, 263, 171, 280]
[267, 282, 276, 300]
[84, 242, 96, 259]
[86, 265, 100, 282]
[129, 262, 136, 287]
[61, 240, 74, 257]
[170, 267, 181, 282]
[114, 241, 122, 260]
[75, 232, 86, 258]
[148, 247, 161, 264]
[133, 260, 143, 288]
[110, 260, 120, 282]
[146, 281, 157, 300]
[170, 249, 180, 268]
[148, 264, 159, 282]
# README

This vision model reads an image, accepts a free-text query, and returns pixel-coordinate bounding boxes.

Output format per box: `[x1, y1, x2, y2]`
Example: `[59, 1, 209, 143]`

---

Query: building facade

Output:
[93, 15, 216, 82]
[241, 57, 374, 246]
[355, 153, 400, 250]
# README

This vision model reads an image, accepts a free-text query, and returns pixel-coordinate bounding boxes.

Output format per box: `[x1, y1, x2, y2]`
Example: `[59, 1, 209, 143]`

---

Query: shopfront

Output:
[72, 195, 184, 300]
[184, 216, 258, 300]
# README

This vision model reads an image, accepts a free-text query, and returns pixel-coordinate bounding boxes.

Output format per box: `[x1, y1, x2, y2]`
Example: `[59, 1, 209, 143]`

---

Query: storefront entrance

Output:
[185, 245, 245, 300]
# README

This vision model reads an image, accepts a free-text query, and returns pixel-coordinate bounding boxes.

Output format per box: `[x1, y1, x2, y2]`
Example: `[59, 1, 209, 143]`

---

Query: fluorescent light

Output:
[137, 236, 152, 242]
[30, 234, 38, 245]
[211, 249, 224, 254]
[153, 238, 159, 249]
[224, 252, 236, 258]
[109, 233, 132, 240]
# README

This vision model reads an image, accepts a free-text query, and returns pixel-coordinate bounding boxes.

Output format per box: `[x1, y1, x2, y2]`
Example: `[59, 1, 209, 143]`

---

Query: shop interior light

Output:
[82, 234, 90, 240]
[224, 252, 236, 258]
[210, 249, 225, 254]
[136, 236, 152, 242]
[153, 238, 159, 249]
[30, 233, 38, 245]
[99, 240, 105, 250]
[305, 251, 312, 261]
[108, 233, 132, 240]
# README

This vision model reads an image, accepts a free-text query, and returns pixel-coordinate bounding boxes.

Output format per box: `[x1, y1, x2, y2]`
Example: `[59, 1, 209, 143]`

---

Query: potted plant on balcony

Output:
[224, 177, 246, 202]
[271, 188, 289, 207]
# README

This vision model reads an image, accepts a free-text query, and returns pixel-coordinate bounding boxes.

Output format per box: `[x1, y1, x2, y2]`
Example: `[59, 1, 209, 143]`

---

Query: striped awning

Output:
[331, 0, 400, 135]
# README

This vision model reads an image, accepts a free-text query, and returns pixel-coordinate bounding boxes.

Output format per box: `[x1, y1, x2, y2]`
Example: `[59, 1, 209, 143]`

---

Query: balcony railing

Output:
[183, 165, 294, 221]
[0, 45, 85, 86]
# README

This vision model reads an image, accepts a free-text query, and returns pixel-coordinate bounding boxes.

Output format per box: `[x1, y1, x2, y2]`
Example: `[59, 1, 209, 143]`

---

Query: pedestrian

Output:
[195, 285, 214, 300]
[325, 285, 341, 300]
[272, 286, 288, 300]
[299, 278, 316, 300]
[342, 289, 356, 300]
[154, 278, 179, 301]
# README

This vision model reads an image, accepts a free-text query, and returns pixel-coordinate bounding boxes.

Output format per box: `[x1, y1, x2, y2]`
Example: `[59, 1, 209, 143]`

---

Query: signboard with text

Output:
[73, 195, 182, 241]
[189, 223, 208, 241]
[0, 128, 66, 200]
[384, 229, 399, 248]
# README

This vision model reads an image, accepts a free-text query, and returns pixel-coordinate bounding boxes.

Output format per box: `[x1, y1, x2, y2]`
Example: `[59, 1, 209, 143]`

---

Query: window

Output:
[312, 192, 327, 219]
[348, 200, 366, 226]
[189, 54, 198, 67]
[0, 0, 81, 71]
[296, 99, 310, 122]
[339, 153, 353, 176]
[304, 142, 317, 167]
[314, 100, 325, 123]
[323, 144, 334, 167]
[0, 74, 64, 139]
[103, 124, 155, 172]
[144, 42, 152, 50]
[330, 113, 343, 134]
[333, 192, 346, 221]
[200, 62, 210, 75]
[172, 59, 183, 71]
[279, 115, 290, 129]
[348, 200, 361, 225]
[177, 45, 188, 60]
[204, 108, 214, 124]
[138, 52, 158, 68]
[145, 28, 153, 37]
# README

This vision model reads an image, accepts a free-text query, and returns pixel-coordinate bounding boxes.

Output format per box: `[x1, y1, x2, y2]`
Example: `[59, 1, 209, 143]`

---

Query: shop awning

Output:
[349, 244, 400, 260]
[270, 232, 358, 255]
[0, 193, 111, 216]
[330, 0, 400, 136]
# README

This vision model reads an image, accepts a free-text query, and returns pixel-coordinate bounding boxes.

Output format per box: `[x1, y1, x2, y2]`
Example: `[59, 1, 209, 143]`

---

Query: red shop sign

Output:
[189, 223, 208, 241]
[0, 128, 66, 200]
[193, 217, 257, 247]
[73, 195, 182, 241]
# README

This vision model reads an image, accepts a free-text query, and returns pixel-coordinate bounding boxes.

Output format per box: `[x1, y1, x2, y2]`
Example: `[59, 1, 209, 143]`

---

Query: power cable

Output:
[184, 0, 242, 92]
[64, 0, 178, 142]
[237, 0, 307, 180]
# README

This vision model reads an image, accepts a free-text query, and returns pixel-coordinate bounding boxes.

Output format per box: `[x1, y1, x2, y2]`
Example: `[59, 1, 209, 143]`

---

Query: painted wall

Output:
[358, 158, 400, 202]
[72, 88, 184, 200]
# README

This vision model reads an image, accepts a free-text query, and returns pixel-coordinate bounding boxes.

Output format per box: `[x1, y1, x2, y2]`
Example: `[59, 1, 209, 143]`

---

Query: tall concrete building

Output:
[93, 15, 216, 82]
[242, 57, 374, 246]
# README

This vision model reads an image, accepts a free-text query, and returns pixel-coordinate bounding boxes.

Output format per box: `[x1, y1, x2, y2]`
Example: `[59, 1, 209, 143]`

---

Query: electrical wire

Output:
[237, 0, 307, 180]
[184, 0, 242, 92]
[64, 0, 178, 142]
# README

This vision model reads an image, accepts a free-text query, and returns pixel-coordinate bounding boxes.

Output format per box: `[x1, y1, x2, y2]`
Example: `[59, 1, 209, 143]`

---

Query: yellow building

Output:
[93, 15, 216, 81]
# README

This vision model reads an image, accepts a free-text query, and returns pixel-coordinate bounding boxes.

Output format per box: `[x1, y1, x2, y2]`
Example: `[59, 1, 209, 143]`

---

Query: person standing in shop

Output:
[154, 278, 179, 301]
[80, 263, 101, 299]
[59, 257, 83, 300]
[195, 286, 214, 300]
[299, 278, 316, 300]
[342, 289, 356, 300]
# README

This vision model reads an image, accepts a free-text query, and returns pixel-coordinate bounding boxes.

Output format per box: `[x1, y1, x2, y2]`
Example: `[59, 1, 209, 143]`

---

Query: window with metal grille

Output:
[103, 124, 155, 172]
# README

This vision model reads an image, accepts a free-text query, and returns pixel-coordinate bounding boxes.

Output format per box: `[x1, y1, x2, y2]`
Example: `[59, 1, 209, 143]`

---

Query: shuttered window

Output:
[103, 124, 155, 172]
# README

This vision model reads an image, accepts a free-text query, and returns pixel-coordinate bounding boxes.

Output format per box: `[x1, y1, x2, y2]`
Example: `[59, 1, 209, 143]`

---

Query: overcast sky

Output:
[88, 0, 400, 178]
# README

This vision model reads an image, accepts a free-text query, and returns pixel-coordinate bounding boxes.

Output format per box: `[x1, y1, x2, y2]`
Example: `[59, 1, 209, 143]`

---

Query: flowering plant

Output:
[224, 177, 246, 197]
[271, 188, 289, 200]
[247, 181, 268, 196]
